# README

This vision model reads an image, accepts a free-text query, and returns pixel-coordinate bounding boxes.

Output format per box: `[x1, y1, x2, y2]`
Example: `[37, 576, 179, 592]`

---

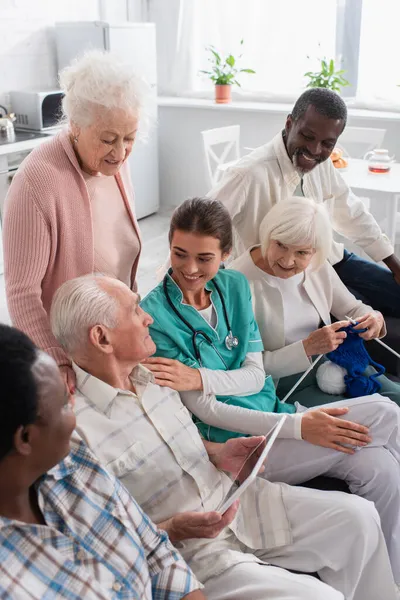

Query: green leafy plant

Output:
[304, 57, 349, 93]
[199, 40, 255, 86]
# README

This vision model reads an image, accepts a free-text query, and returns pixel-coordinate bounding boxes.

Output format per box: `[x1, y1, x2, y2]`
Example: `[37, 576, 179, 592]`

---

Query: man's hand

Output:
[182, 591, 207, 600]
[142, 357, 203, 391]
[158, 502, 239, 542]
[351, 311, 384, 340]
[301, 406, 372, 454]
[302, 321, 350, 357]
[383, 253, 400, 285]
[205, 436, 266, 482]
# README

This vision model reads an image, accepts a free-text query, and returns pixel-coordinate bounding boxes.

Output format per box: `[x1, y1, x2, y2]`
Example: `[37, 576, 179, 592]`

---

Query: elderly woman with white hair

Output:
[3, 50, 150, 390]
[229, 196, 400, 408]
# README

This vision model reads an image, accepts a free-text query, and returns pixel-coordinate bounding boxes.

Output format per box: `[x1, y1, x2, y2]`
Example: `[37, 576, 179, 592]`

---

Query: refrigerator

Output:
[55, 21, 159, 220]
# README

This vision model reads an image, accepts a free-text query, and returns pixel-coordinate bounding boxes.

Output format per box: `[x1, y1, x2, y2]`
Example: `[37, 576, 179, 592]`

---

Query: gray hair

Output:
[59, 49, 152, 135]
[291, 88, 347, 127]
[32, 351, 62, 409]
[259, 197, 333, 270]
[50, 274, 119, 356]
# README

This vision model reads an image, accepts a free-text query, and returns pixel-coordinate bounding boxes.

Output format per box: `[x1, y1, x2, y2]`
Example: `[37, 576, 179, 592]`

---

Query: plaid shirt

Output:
[0, 436, 200, 600]
[74, 363, 292, 583]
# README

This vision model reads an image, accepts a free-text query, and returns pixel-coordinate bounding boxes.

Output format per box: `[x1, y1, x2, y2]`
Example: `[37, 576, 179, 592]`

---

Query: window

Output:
[356, 0, 400, 107]
[158, 0, 400, 110]
[170, 0, 336, 100]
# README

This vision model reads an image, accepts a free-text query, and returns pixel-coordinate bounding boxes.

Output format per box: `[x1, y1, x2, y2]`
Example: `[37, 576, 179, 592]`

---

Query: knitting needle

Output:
[345, 315, 400, 360]
[280, 354, 324, 403]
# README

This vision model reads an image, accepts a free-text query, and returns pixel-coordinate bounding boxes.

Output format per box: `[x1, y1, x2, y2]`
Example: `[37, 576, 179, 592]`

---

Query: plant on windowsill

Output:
[304, 57, 350, 93]
[199, 40, 255, 104]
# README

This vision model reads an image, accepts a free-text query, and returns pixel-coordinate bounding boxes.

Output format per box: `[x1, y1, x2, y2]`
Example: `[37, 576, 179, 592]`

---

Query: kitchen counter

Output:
[0, 128, 59, 157]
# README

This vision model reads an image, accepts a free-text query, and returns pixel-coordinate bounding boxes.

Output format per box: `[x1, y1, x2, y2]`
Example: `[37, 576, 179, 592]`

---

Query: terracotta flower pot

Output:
[215, 84, 232, 104]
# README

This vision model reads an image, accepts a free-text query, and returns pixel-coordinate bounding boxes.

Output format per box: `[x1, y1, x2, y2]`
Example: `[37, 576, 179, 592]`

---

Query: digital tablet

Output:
[216, 415, 287, 514]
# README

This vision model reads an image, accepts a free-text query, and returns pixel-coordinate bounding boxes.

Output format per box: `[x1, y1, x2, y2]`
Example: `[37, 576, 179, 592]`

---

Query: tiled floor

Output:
[0, 208, 174, 325]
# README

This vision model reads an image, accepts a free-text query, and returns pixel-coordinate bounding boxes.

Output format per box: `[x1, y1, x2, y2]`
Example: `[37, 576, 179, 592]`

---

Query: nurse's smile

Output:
[182, 273, 203, 281]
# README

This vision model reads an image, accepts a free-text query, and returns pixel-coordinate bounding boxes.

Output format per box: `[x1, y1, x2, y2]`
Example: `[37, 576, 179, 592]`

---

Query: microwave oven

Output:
[10, 90, 64, 131]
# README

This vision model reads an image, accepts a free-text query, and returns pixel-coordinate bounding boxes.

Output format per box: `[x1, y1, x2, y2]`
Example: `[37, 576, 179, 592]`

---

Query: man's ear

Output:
[89, 325, 113, 354]
[285, 114, 293, 134]
[13, 425, 33, 457]
[222, 251, 231, 264]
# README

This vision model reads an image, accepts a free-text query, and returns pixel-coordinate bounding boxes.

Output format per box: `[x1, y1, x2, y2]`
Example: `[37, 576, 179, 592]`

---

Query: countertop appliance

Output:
[10, 90, 64, 131]
[55, 21, 159, 220]
[0, 104, 16, 141]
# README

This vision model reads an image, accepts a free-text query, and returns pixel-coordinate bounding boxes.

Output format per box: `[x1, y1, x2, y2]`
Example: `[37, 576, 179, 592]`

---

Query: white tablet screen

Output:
[216, 415, 287, 514]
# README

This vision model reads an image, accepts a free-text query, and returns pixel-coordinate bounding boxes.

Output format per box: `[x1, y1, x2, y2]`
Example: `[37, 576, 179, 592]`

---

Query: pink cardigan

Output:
[3, 130, 142, 367]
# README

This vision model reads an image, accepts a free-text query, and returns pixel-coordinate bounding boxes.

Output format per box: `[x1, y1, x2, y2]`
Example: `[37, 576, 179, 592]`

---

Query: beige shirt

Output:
[209, 132, 393, 264]
[230, 248, 385, 381]
[84, 172, 140, 287]
[73, 363, 292, 583]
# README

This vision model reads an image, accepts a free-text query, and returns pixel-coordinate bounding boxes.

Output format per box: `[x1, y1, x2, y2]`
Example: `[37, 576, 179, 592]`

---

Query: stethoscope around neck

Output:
[162, 272, 239, 367]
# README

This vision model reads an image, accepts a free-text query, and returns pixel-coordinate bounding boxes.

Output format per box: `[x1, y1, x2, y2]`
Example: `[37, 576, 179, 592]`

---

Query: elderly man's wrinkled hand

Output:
[160, 502, 239, 542]
[142, 357, 203, 391]
[211, 436, 266, 482]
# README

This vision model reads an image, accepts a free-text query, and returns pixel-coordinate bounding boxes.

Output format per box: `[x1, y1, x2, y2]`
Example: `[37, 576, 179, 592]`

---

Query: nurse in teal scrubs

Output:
[141, 197, 296, 443]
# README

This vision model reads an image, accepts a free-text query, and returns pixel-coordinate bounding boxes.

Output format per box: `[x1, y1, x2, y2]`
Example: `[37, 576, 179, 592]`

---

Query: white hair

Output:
[50, 274, 119, 356]
[59, 49, 152, 136]
[259, 197, 333, 269]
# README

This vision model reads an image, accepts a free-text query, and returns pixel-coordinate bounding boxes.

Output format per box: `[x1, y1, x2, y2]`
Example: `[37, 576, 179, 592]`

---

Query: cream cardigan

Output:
[3, 130, 141, 367]
[229, 247, 385, 380]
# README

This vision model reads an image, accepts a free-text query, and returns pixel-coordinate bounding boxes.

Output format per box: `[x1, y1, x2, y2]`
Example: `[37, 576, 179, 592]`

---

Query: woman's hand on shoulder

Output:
[142, 357, 203, 391]
[300, 407, 371, 453]
[351, 311, 384, 340]
[302, 320, 350, 357]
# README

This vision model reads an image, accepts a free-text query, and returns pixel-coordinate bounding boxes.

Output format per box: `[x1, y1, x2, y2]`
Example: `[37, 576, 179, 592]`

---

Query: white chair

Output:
[337, 126, 386, 159]
[201, 125, 240, 188]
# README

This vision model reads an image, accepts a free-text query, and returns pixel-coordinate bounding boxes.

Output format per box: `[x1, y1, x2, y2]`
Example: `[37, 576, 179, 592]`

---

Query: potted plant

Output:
[304, 57, 349, 93]
[200, 40, 255, 104]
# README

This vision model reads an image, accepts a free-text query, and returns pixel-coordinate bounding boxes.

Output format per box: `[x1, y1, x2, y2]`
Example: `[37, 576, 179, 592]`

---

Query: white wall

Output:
[147, 0, 180, 94]
[0, 0, 99, 107]
[157, 104, 281, 207]
[0, 0, 135, 109]
[158, 102, 400, 208]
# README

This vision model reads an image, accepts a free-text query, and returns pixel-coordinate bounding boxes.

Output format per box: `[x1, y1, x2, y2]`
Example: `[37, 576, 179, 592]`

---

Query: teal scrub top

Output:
[141, 268, 295, 442]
